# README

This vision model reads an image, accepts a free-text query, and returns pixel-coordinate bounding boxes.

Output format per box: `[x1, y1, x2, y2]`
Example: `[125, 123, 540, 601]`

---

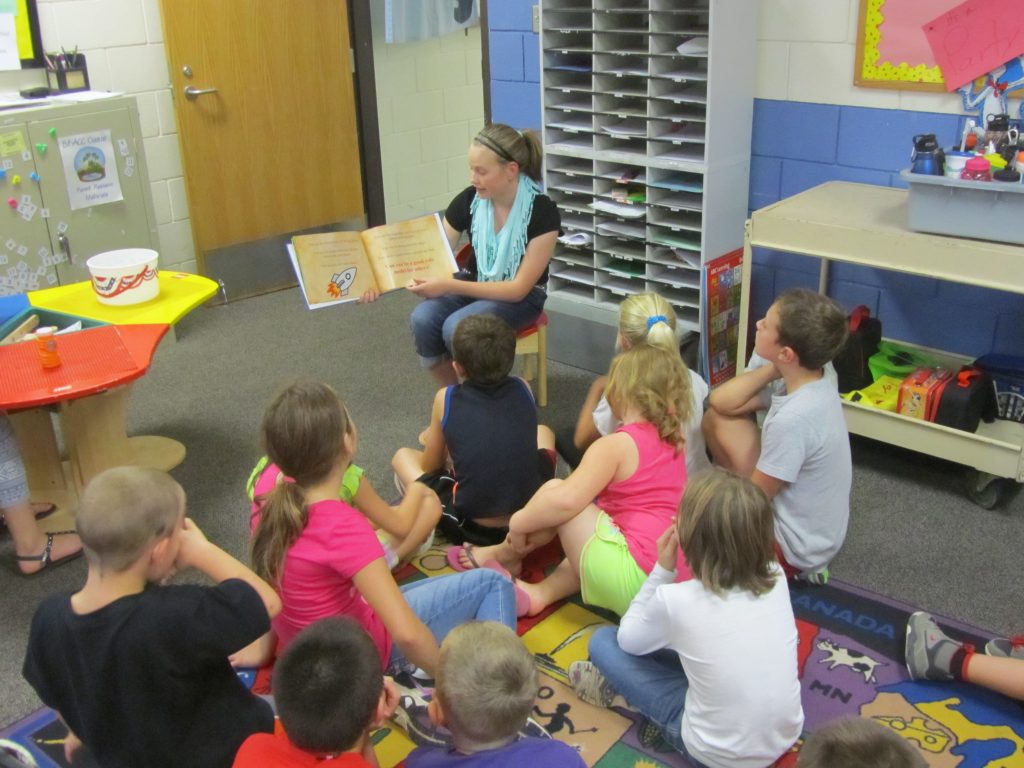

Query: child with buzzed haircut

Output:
[798, 717, 926, 768]
[23, 467, 281, 768]
[703, 287, 851, 583]
[393, 314, 556, 552]
[233, 617, 400, 767]
[405, 621, 585, 767]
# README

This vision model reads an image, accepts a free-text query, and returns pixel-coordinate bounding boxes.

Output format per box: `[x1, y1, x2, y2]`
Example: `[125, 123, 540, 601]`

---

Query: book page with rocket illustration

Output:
[289, 214, 457, 310]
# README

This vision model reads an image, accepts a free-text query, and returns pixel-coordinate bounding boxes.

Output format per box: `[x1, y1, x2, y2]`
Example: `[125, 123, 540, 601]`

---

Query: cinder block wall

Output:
[370, 4, 485, 222]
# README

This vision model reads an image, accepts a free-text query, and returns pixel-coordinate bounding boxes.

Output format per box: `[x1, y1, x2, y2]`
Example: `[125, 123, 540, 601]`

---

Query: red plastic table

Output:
[1, 324, 183, 510]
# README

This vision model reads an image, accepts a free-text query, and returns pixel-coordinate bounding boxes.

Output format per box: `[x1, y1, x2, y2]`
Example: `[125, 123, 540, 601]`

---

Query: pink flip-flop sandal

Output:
[482, 560, 533, 618]
[445, 544, 481, 572]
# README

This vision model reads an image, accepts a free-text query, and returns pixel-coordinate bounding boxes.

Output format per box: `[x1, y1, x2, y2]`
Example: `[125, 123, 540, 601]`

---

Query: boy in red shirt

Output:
[233, 618, 399, 767]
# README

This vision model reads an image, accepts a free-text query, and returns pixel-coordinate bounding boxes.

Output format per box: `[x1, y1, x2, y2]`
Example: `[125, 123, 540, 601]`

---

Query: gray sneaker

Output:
[393, 690, 450, 748]
[985, 637, 1024, 658]
[905, 611, 963, 681]
[568, 660, 618, 708]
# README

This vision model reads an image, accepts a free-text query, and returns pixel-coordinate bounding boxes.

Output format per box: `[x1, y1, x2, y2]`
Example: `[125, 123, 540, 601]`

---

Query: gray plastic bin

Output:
[899, 169, 1024, 245]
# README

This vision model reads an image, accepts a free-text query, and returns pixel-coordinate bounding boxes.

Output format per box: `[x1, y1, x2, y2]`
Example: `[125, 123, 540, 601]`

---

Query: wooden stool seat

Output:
[517, 312, 548, 407]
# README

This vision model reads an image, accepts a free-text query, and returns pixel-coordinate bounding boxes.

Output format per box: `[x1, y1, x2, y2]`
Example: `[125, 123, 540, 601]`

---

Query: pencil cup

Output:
[46, 54, 89, 94]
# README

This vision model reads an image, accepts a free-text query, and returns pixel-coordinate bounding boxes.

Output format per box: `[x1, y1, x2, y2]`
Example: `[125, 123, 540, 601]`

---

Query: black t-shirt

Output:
[23, 579, 274, 768]
[444, 185, 561, 285]
[444, 377, 547, 520]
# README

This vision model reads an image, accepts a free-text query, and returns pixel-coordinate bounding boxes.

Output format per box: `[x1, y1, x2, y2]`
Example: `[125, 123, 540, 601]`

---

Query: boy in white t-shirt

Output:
[702, 288, 850, 582]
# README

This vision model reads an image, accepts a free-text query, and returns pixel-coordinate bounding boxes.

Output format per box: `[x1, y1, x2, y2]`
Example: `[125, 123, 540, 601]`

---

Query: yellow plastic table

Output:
[27, 271, 219, 326]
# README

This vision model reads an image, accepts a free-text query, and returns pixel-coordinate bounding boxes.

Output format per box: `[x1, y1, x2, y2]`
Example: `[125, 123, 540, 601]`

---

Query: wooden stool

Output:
[517, 312, 548, 407]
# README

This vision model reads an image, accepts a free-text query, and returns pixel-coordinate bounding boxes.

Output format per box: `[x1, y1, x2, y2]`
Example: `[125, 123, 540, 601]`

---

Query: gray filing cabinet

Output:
[0, 95, 158, 296]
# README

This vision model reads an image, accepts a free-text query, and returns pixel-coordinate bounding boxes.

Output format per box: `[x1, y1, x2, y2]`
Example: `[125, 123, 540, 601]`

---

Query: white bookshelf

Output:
[540, 0, 757, 335]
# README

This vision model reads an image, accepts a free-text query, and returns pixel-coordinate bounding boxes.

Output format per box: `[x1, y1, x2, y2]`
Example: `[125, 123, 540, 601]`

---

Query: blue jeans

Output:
[409, 285, 546, 367]
[389, 569, 517, 670]
[589, 627, 709, 766]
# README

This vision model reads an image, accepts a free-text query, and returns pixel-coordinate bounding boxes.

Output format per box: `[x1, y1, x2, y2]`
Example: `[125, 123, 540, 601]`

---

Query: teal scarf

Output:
[470, 176, 539, 282]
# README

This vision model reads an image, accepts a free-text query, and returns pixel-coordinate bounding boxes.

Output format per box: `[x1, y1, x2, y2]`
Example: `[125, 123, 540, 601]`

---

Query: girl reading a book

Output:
[364, 124, 561, 387]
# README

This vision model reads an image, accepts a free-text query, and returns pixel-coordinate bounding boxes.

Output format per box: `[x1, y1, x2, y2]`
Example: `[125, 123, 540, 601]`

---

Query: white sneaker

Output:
[414, 529, 436, 558]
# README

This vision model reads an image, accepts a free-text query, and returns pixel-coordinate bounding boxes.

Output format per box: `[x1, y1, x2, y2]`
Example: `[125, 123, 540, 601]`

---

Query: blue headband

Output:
[647, 315, 668, 329]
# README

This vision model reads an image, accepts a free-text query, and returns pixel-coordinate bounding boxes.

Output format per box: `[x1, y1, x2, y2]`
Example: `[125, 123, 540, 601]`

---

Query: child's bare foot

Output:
[516, 580, 547, 617]
[448, 543, 522, 575]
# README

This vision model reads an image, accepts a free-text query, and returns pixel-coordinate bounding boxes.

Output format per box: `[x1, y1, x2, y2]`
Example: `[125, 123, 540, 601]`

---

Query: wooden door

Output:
[159, 0, 366, 298]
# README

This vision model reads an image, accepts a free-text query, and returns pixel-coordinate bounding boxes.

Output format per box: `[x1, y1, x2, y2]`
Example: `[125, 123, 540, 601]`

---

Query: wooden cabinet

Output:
[539, 0, 756, 337]
[0, 95, 157, 296]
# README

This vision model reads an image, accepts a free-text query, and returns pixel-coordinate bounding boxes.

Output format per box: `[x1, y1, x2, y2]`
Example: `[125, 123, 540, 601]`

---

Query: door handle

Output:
[184, 85, 219, 100]
[58, 232, 72, 264]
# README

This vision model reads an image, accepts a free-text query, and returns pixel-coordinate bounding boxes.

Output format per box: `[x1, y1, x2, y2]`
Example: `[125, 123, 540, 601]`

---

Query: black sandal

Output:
[16, 530, 82, 574]
[1, 502, 57, 527]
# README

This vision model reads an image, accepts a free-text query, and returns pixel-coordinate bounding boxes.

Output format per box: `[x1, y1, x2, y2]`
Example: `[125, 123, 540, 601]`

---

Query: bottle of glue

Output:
[34, 327, 61, 368]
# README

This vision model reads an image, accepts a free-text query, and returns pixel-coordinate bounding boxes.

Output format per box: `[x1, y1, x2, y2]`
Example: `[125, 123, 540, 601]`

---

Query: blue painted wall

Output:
[749, 99, 1023, 358]
[487, 1, 1024, 356]
[488, 1, 541, 130]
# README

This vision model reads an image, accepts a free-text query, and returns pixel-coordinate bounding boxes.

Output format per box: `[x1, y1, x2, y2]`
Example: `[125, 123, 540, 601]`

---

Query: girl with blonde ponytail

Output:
[574, 292, 710, 478]
[247, 380, 517, 677]
[453, 344, 692, 619]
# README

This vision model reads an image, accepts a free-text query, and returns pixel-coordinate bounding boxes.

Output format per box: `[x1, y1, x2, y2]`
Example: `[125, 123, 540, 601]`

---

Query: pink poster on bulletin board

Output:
[923, 0, 1024, 91]
[856, 0, 964, 91]
[877, 0, 962, 69]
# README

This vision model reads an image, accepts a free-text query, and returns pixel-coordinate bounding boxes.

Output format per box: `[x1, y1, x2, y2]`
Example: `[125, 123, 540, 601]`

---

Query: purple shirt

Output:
[405, 738, 586, 768]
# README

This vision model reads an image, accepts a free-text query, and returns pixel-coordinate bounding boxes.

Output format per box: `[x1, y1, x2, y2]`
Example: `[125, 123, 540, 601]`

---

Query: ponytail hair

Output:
[618, 292, 678, 352]
[604, 345, 692, 451]
[250, 380, 352, 586]
[473, 123, 544, 182]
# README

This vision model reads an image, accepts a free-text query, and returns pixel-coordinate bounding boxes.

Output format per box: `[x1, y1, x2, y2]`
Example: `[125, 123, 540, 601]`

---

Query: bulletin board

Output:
[16, 0, 44, 69]
[854, 0, 962, 92]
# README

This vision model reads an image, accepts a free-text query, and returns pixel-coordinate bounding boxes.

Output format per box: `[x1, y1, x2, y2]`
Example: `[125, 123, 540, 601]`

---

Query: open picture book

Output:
[287, 214, 458, 309]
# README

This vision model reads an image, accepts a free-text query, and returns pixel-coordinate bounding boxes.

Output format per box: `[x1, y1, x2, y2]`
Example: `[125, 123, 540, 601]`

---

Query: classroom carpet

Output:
[3, 546, 1023, 768]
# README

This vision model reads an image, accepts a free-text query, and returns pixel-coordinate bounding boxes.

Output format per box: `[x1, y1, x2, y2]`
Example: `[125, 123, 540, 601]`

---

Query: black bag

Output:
[974, 354, 1024, 423]
[930, 365, 999, 433]
[834, 305, 882, 393]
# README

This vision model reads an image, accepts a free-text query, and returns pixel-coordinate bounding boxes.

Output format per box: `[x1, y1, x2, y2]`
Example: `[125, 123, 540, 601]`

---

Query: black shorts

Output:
[417, 448, 557, 547]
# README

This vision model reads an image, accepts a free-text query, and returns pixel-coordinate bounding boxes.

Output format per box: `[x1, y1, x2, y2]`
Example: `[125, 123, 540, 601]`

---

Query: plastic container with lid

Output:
[34, 327, 61, 368]
[960, 156, 992, 182]
[899, 169, 1024, 244]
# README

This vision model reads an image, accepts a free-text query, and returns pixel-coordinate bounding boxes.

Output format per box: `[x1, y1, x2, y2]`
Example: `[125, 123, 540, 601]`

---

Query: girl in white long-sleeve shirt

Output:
[570, 468, 804, 768]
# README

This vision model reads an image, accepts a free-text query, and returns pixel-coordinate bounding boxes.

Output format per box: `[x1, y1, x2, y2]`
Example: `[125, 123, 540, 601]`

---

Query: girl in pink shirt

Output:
[246, 380, 517, 677]
[460, 343, 691, 617]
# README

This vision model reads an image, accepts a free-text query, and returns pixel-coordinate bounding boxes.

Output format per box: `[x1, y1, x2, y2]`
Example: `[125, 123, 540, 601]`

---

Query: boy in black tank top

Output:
[392, 314, 555, 548]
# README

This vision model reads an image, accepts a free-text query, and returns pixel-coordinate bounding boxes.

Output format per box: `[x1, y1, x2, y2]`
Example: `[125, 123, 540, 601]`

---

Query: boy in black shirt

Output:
[23, 466, 282, 768]
[392, 314, 556, 552]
